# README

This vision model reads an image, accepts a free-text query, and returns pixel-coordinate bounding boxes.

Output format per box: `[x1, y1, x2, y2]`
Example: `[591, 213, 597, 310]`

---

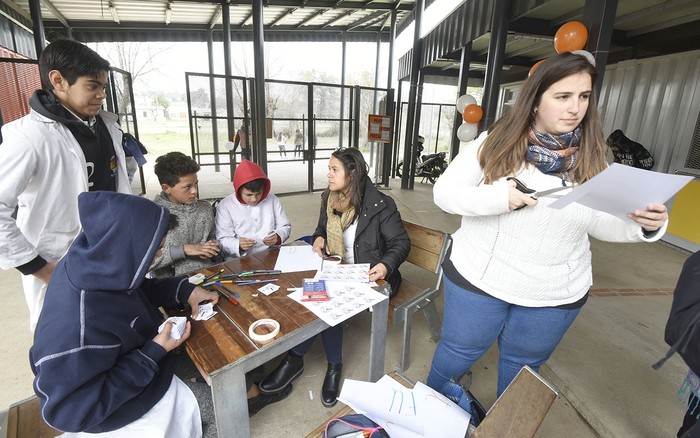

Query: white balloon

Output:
[456, 94, 477, 114]
[457, 123, 478, 142]
[224, 141, 236, 151]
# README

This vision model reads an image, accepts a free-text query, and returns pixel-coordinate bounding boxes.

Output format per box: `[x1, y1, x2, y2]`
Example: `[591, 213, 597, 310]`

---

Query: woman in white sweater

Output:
[427, 52, 669, 406]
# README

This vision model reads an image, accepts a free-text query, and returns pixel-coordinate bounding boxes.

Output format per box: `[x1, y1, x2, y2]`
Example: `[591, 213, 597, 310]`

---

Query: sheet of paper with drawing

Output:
[287, 281, 387, 326]
[314, 263, 371, 283]
[273, 245, 323, 273]
[548, 163, 693, 222]
[338, 375, 471, 438]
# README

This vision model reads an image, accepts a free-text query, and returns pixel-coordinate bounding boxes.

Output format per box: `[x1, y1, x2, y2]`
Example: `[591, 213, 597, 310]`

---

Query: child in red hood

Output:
[215, 160, 291, 258]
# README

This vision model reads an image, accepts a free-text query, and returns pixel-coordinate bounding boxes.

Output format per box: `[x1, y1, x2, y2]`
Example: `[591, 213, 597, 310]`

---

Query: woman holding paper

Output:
[259, 147, 410, 407]
[426, 52, 668, 406]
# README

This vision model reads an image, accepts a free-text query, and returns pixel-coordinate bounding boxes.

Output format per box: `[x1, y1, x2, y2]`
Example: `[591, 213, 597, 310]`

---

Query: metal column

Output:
[339, 31, 347, 151]
[400, 0, 424, 190]
[252, 0, 268, 173]
[206, 29, 222, 171]
[481, 0, 512, 131]
[450, 42, 472, 160]
[583, 0, 618, 95]
[408, 72, 424, 189]
[28, 0, 45, 57]
[221, 3, 235, 172]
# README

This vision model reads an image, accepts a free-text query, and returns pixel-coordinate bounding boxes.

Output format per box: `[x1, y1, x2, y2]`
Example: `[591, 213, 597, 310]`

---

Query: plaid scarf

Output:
[325, 190, 356, 258]
[526, 127, 581, 182]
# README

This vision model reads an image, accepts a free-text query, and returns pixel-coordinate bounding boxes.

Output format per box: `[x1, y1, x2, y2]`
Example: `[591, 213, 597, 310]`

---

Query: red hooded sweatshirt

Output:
[233, 160, 271, 203]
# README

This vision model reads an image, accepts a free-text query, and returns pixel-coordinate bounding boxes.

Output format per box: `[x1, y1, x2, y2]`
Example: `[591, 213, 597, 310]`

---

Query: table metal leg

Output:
[211, 366, 249, 438]
[368, 298, 389, 382]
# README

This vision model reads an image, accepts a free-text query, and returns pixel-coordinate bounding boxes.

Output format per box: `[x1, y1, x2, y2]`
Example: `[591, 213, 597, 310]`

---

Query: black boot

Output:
[321, 362, 342, 407]
[258, 354, 304, 395]
[247, 383, 293, 416]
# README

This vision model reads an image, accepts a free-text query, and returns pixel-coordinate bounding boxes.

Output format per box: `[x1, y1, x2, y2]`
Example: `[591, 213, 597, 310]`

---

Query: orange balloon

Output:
[463, 104, 483, 124]
[529, 59, 545, 76]
[554, 21, 588, 53]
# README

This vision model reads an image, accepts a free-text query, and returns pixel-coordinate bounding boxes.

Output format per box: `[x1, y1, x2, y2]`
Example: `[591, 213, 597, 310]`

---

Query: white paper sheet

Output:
[287, 281, 387, 327]
[273, 245, 323, 273]
[548, 163, 693, 221]
[314, 263, 371, 283]
[338, 376, 471, 438]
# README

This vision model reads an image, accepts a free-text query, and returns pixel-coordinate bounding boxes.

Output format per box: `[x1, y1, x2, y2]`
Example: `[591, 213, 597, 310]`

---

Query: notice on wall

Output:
[368, 114, 393, 143]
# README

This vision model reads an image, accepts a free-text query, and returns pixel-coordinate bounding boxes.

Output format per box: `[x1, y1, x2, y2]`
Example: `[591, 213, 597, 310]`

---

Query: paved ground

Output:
[0, 166, 692, 437]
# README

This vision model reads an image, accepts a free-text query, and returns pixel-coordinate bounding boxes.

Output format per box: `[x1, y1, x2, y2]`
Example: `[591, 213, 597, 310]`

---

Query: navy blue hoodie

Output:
[29, 191, 196, 433]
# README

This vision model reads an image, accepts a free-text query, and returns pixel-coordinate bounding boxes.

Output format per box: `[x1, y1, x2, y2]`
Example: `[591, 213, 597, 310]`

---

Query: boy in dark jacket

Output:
[29, 191, 218, 435]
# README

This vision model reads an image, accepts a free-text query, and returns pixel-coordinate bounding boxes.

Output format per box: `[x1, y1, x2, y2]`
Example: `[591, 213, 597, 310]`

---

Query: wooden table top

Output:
[171, 247, 319, 377]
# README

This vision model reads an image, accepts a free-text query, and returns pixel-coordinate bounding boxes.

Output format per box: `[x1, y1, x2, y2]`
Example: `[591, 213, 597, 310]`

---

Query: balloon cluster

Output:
[455, 94, 482, 142]
[529, 21, 589, 76]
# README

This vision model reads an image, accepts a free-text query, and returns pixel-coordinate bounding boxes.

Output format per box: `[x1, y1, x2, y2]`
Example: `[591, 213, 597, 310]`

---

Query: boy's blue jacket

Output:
[29, 191, 196, 433]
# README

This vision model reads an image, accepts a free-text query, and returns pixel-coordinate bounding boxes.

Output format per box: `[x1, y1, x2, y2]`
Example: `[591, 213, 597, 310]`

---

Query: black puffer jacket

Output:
[313, 178, 410, 296]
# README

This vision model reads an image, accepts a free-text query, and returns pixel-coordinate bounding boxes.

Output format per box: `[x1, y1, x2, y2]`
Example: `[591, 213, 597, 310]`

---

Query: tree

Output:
[152, 95, 171, 120]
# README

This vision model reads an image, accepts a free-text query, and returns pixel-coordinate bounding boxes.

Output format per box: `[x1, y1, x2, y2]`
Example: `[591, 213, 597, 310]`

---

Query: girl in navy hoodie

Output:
[30, 191, 218, 436]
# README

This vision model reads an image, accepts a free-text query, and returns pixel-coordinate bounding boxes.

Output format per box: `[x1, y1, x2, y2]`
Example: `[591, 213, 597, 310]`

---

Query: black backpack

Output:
[653, 251, 700, 373]
[607, 129, 655, 170]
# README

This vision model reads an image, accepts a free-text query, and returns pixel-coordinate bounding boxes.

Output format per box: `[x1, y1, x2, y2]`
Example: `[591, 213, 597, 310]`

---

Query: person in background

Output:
[277, 132, 287, 157]
[294, 128, 304, 158]
[426, 52, 668, 410]
[234, 123, 251, 161]
[258, 148, 410, 407]
[0, 39, 135, 331]
[215, 159, 291, 259]
[30, 191, 219, 436]
[150, 152, 220, 278]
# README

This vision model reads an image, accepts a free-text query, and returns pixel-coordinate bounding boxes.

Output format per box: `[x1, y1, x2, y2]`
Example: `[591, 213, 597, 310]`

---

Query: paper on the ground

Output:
[273, 245, 323, 273]
[314, 263, 371, 283]
[287, 281, 387, 326]
[338, 376, 471, 438]
[548, 163, 693, 221]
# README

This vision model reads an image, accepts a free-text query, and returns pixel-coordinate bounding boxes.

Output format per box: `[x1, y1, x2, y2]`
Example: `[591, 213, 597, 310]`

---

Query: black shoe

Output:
[321, 362, 342, 408]
[258, 354, 304, 395]
[247, 383, 293, 416]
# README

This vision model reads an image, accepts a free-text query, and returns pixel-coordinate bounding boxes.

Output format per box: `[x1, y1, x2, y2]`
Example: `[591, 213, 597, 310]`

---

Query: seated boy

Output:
[30, 191, 219, 436]
[216, 159, 291, 258]
[150, 152, 221, 277]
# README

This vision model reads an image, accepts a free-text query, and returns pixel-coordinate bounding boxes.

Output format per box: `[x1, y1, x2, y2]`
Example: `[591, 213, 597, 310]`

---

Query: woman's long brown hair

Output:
[479, 52, 608, 184]
[321, 147, 368, 214]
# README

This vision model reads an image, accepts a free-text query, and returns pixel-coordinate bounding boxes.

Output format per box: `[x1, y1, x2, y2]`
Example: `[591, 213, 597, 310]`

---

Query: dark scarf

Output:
[526, 127, 581, 182]
[30, 90, 117, 191]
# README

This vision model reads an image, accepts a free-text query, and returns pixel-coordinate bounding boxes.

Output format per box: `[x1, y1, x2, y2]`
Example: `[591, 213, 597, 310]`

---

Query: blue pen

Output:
[216, 281, 240, 298]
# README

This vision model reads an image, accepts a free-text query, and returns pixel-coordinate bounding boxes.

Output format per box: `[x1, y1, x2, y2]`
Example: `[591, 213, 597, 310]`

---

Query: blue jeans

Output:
[427, 275, 581, 396]
[291, 324, 343, 364]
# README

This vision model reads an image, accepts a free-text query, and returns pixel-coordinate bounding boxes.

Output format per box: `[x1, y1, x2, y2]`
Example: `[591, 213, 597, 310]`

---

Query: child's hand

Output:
[263, 233, 279, 246]
[187, 286, 219, 318]
[239, 237, 256, 251]
[153, 320, 191, 352]
[184, 242, 220, 259]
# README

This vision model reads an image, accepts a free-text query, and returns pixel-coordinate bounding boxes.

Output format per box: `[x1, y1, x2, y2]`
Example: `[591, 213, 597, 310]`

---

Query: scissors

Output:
[507, 177, 572, 210]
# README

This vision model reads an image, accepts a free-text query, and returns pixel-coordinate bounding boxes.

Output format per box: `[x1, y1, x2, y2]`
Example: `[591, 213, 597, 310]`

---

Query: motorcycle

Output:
[395, 136, 448, 184]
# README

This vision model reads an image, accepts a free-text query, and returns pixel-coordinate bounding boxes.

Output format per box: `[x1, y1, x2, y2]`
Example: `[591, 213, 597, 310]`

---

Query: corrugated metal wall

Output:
[599, 50, 700, 175]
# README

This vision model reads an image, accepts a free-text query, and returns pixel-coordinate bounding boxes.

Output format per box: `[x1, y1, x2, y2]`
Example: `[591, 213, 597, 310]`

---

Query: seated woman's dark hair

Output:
[325, 148, 369, 213]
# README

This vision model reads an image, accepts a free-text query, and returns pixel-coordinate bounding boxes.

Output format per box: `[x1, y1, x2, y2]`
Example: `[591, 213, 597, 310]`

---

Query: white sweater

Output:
[215, 193, 291, 258]
[434, 132, 667, 307]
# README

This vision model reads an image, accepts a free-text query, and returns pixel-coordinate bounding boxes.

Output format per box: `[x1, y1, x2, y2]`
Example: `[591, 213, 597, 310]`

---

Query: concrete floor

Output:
[0, 169, 692, 437]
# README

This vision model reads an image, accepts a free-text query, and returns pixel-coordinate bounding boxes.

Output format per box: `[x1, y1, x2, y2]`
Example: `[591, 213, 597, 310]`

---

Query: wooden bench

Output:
[4, 396, 60, 438]
[390, 220, 451, 371]
[306, 367, 557, 438]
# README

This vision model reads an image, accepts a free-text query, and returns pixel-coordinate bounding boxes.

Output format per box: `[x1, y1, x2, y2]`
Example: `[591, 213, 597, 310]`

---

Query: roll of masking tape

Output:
[248, 319, 280, 342]
[322, 255, 342, 266]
